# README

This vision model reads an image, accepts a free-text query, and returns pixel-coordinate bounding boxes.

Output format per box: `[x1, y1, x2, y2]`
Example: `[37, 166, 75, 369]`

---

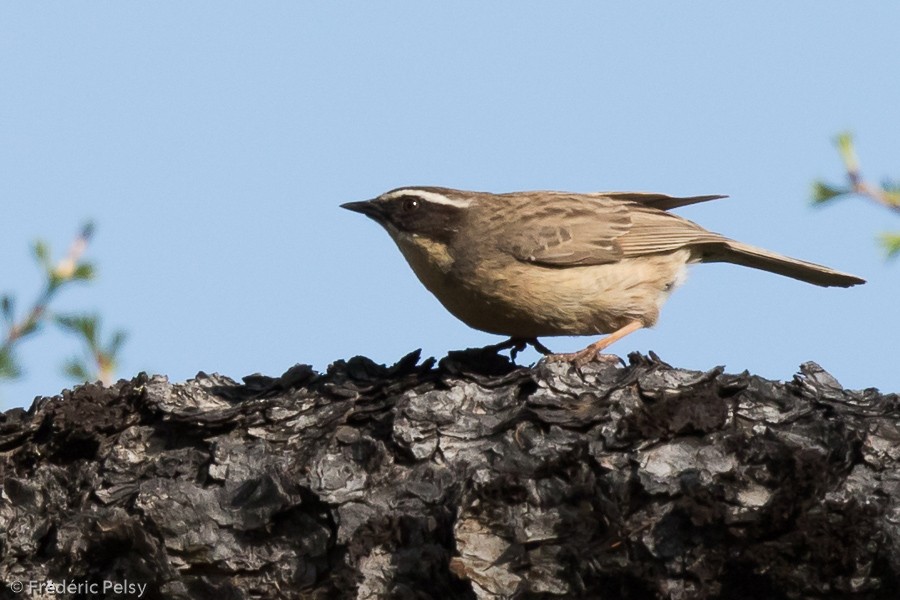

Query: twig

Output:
[1, 225, 95, 369]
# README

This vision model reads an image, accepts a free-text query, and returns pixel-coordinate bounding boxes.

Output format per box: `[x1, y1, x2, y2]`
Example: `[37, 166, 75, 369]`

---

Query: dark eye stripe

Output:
[382, 194, 464, 244]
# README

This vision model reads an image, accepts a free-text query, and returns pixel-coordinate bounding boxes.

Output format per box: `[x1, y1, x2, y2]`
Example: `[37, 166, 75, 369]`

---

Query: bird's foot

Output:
[547, 349, 623, 367]
[526, 338, 553, 356]
[485, 337, 553, 363]
[545, 320, 644, 367]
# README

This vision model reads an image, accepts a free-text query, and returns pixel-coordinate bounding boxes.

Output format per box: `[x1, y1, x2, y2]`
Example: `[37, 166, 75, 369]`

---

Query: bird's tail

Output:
[700, 239, 865, 288]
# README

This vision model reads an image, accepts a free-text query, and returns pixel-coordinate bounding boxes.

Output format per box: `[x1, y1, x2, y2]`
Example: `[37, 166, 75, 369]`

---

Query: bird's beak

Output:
[340, 200, 383, 221]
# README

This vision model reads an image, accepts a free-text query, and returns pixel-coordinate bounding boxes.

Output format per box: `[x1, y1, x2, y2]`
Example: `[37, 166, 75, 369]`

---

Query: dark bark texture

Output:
[1, 349, 899, 599]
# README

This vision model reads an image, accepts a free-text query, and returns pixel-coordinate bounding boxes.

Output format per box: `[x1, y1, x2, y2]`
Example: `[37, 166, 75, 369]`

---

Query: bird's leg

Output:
[547, 320, 643, 366]
[485, 337, 553, 362]
[484, 337, 522, 354]
[483, 338, 527, 363]
[527, 338, 553, 355]
[510, 338, 554, 361]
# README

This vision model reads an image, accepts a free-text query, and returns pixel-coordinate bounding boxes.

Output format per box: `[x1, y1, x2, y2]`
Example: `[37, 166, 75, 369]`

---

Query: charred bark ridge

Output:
[0, 349, 898, 599]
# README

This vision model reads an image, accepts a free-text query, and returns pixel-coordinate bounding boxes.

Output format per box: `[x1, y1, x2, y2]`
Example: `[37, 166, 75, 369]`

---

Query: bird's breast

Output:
[390, 232, 690, 337]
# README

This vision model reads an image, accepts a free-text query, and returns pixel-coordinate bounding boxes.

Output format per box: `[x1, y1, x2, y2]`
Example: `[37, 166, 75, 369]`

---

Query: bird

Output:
[341, 187, 865, 365]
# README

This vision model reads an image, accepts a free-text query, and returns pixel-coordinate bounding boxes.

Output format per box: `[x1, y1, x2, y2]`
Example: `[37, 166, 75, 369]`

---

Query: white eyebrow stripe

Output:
[384, 189, 472, 208]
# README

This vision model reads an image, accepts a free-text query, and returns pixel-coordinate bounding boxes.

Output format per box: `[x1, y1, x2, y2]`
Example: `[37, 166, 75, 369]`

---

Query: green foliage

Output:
[810, 181, 850, 205]
[73, 263, 95, 281]
[56, 314, 127, 384]
[80, 221, 96, 241]
[813, 133, 898, 259]
[55, 314, 98, 344]
[0, 347, 20, 380]
[882, 180, 900, 207]
[1, 223, 127, 387]
[834, 131, 860, 174]
[32, 240, 51, 268]
[1, 295, 12, 325]
[880, 233, 900, 259]
[62, 358, 91, 382]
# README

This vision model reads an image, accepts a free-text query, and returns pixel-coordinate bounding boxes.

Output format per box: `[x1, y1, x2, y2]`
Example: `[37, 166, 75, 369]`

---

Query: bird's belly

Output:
[401, 241, 690, 338]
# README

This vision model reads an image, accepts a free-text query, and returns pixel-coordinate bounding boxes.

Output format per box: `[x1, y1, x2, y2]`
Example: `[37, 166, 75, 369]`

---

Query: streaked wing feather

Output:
[501, 196, 726, 267]
[616, 206, 726, 257]
[501, 196, 630, 266]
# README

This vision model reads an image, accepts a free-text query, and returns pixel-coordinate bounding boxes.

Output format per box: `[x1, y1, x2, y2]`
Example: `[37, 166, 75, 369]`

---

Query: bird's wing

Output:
[493, 193, 865, 287]
[615, 204, 726, 258]
[499, 195, 725, 267]
[595, 192, 727, 211]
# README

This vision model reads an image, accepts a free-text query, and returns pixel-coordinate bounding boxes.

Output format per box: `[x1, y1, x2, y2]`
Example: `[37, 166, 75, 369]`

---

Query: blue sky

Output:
[2, 3, 898, 410]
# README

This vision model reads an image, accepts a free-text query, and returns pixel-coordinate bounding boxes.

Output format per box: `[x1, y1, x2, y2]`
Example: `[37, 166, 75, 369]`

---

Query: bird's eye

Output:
[401, 197, 420, 212]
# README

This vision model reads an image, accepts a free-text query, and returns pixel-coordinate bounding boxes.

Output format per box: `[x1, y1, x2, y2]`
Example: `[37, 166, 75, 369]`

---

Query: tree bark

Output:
[1, 349, 898, 599]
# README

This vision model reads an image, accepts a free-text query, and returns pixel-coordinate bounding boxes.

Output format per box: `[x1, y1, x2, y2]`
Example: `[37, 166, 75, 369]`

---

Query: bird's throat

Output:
[394, 233, 455, 275]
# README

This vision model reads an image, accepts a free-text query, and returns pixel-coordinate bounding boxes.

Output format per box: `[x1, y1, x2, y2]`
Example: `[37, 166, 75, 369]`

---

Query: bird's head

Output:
[341, 187, 475, 244]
